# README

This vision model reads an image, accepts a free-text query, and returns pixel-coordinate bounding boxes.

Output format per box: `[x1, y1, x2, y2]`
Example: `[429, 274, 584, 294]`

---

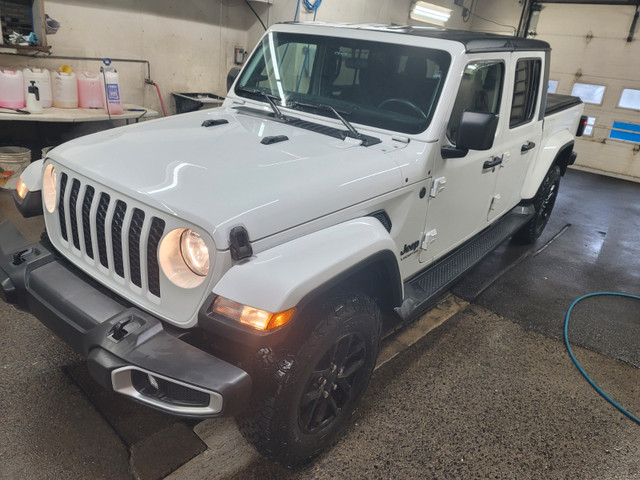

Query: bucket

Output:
[0, 70, 25, 109]
[52, 70, 78, 108]
[23, 68, 53, 108]
[77, 71, 104, 109]
[41, 146, 55, 158]
[0, 147, 31, 189]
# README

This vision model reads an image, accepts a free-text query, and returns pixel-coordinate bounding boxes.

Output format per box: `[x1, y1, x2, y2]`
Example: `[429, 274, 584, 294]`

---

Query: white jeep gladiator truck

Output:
[1, 23, 585, 466]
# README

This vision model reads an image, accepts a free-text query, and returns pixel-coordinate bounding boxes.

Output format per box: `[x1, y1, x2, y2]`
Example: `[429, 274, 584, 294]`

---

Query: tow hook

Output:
[12, 247, 39, 265]
[108, 316, 142, 342]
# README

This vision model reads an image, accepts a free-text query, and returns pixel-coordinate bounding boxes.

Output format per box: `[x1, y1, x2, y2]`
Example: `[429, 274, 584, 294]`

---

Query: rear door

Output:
[487, 52, 545, 222]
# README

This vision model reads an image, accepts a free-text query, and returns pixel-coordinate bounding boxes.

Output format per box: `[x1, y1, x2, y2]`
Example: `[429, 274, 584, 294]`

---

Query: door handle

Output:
[521, 141, 536, 153]
[483, 156, 503, 169]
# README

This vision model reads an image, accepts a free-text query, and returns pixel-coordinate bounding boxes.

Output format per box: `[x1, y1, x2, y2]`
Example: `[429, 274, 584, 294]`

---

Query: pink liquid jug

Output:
[77, 71, 104, 109]
[0, 70, 25, 109]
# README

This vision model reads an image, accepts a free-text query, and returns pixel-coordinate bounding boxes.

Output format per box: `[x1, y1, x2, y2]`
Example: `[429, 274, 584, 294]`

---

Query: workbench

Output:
[0, 104, 160, 162]
[0, 104, 159, 122]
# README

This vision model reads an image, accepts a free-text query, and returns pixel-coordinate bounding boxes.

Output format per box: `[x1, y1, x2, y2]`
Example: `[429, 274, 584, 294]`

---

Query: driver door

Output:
[419, 55, 509, 264]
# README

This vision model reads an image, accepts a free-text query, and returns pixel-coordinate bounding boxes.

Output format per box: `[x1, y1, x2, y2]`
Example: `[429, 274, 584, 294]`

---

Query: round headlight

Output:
[180, 230, 210, 276]
[42, 164, 57, 213]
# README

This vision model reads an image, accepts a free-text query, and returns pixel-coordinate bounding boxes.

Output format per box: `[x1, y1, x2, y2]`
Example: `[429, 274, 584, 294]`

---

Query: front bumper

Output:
[0, 221, 251, 417]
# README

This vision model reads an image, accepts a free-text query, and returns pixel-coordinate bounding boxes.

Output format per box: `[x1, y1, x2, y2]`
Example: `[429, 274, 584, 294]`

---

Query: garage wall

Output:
[466, 0, 521, 36]
[1, 0, 253, 114]
[533, 4, 640, 182]
[244, 0, 474, 59]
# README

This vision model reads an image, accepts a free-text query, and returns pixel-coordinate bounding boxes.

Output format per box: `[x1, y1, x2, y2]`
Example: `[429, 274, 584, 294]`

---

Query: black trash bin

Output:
[172, 93, 225, 114]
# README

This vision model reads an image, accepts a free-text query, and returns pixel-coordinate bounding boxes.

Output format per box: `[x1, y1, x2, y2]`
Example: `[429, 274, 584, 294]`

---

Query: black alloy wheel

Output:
[298, 331, 367, 434]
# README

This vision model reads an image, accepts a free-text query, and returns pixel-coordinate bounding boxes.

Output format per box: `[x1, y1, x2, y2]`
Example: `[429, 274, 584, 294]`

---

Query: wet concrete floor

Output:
[1, 168, 639, 479]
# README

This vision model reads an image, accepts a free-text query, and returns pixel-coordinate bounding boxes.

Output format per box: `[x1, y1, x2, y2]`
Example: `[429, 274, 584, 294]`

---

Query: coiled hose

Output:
[564, 292, 640, 424]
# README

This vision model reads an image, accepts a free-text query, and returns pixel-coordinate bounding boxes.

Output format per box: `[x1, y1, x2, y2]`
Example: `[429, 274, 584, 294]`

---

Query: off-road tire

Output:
[512, 164, 561, 245]
[236, 293, 381, 468]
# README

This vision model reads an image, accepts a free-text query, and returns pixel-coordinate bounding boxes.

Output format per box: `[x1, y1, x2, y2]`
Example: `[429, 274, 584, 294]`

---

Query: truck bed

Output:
[545, 93, 583, 116]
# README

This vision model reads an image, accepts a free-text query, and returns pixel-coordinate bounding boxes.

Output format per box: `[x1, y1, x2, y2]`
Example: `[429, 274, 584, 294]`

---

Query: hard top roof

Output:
[278, 22, 551, 53]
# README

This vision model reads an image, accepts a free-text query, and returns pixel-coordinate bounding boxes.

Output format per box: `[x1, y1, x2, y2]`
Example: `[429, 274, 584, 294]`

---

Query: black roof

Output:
[280, 23, 551, 53]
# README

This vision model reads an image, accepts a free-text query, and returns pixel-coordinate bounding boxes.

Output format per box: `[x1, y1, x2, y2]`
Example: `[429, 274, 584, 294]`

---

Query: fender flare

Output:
[13, 160, 44, 218]
[520, 132, 574, 200]
[20, 159, 44, 191]
[212, 217, 403, 314]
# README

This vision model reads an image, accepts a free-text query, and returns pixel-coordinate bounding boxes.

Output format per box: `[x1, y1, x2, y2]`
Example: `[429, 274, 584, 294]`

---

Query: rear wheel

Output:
[236, 293, 381, 467]
[513, 164, 561, 244]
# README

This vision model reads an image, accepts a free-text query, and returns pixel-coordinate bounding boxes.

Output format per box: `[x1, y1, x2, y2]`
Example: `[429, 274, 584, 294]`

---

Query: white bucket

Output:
[0, 147, 31, 189]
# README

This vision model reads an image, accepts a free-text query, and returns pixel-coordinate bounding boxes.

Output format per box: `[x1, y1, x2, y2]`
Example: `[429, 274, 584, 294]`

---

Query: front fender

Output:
[212, 217, 402, 314]
[521, 131, 574, 200]
[19, 159, 44, 191]
[13, 159, 44, 218]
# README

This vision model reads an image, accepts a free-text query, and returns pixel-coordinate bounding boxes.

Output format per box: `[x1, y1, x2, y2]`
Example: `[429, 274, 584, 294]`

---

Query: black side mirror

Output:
[227, 67, 241, 92]
[442, 111, 499, 158]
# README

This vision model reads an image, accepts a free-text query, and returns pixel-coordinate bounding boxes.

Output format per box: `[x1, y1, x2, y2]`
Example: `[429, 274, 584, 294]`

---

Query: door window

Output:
[447, 61, 504, 142]
[510, 59, 542, 128]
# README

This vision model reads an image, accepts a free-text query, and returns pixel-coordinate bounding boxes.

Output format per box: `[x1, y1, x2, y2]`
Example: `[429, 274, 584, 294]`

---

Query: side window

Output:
[510, 58, 541, 128]
[447, 61, 504, 142]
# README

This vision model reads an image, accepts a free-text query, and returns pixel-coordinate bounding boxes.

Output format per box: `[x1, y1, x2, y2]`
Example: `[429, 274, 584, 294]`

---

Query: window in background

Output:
[583, 116, 596, 136]
[548, 80, 558, 93]
[571, 83, 606, 104]
[618, 88, 640, 110]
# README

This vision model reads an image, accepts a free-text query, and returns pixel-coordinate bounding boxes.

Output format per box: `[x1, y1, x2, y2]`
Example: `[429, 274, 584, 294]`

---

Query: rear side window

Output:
[510, 59, 541, 128]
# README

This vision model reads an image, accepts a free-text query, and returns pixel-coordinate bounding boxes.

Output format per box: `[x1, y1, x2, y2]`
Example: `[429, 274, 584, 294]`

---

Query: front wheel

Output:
[512, 164, 561, 244]
[236, 293, 381, 467]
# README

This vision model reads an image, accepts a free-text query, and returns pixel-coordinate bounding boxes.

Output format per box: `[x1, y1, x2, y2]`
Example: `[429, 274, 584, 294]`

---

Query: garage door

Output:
[533, 4, 640, 182]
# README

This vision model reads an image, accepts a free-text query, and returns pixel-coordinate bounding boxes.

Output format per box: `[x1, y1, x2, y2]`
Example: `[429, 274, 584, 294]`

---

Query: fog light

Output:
[147, 374, 159, 391]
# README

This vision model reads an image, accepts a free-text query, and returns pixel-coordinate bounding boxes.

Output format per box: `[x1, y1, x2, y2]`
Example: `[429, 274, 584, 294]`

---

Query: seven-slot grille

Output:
[57, 171, 166, 298]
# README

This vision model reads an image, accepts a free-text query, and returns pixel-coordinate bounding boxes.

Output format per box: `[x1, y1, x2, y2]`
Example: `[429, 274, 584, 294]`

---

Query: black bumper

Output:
[0, 221, 251, 417]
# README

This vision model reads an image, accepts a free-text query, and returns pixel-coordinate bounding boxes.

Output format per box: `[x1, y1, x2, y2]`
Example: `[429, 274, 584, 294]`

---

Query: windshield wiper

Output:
[236, 86, 285, 121]
[287, 100, 371, 145]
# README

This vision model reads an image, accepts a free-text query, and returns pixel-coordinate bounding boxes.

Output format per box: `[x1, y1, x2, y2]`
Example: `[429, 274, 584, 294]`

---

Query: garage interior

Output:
[0, 0, 639, 479]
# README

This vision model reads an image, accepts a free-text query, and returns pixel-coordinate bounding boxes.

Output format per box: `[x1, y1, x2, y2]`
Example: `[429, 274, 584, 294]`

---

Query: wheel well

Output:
[554, 142, 575, 176]
[290, 252, 402, 339]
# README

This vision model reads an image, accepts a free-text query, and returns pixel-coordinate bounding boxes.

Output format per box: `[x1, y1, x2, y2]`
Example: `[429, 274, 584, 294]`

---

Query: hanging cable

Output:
[294, 0, 301, 21]
[467, 10, 516, 35]
[243, 0, 267, 31]
[302, 0, 322, 13]
[564, 292, 640, 425]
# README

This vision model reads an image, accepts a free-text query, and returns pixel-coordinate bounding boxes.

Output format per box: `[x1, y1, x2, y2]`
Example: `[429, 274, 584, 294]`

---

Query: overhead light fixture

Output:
[410, 1, 452, 26]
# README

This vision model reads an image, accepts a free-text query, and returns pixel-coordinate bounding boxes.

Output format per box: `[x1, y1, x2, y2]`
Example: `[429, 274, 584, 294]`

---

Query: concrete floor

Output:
[1, 168, 639, 479]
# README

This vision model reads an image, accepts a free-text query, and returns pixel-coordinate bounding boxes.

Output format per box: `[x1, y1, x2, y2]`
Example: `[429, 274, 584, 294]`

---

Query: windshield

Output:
[235, 31, 451, 135]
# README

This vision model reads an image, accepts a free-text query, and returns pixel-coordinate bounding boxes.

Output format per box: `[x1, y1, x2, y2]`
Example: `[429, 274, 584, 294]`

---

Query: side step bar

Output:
[396, 205, 534, 321]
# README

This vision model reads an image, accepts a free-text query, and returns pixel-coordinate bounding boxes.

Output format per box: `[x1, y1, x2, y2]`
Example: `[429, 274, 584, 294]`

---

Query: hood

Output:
[50, 107, 404, 248]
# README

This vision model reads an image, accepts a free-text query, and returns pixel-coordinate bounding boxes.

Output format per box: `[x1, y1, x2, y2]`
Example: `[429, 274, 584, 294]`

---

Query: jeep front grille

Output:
[57, 171, 166, 298]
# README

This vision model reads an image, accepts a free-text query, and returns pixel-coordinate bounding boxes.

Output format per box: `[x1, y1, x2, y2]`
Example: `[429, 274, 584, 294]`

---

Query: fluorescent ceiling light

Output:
[410, 1, 452, 25]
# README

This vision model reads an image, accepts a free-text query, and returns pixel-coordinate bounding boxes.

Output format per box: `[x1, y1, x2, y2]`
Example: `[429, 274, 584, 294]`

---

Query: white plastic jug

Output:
[26, 81, 43, 114]
[100, 65, 123, 115]
[52, 70, 78, 109]
[77, 71, 104, 109]
[23, 68, 52, 108]
[0, 70, 25, 109]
